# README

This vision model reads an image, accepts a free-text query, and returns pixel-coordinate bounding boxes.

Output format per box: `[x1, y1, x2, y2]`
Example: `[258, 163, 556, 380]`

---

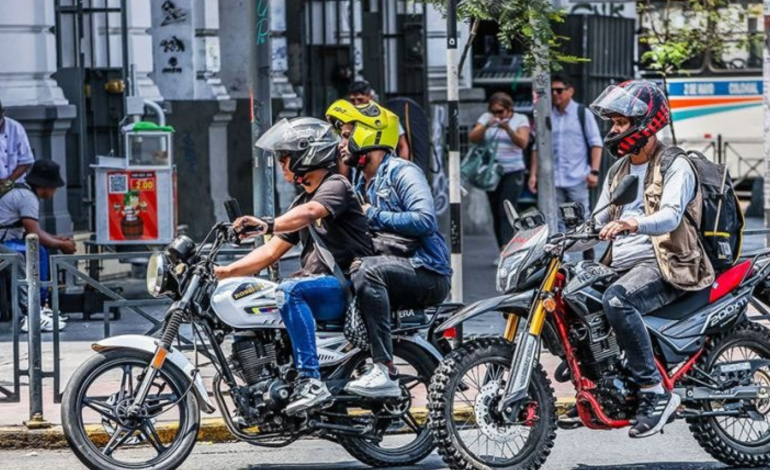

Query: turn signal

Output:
[542, 297, 557, 313]
[443, 327, 457, 339]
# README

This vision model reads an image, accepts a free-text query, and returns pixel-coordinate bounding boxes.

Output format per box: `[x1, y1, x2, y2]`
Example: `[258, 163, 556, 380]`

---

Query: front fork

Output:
[498, 258, 560, 418]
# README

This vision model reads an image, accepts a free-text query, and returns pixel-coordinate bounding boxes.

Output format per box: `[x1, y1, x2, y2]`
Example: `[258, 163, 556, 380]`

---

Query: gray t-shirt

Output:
[0, 185, 38, 241]
[594, 156, 696, 271]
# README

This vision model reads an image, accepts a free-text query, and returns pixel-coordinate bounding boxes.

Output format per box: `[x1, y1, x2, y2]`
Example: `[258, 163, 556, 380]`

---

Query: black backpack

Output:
[608, 147, 745, 273]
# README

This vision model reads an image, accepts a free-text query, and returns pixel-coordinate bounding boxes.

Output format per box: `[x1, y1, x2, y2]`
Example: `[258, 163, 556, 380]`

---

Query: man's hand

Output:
[599, 219, 638, 241]
[214, 265, 231, 280]
[59, 238, 77, 255]
[233, 216, 267, 238]
[586, 173, 599, 189]
[528, 174, 537, 194]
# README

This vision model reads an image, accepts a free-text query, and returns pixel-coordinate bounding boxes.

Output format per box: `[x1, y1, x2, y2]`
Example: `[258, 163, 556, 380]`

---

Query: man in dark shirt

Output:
[215, 117, 373, 415]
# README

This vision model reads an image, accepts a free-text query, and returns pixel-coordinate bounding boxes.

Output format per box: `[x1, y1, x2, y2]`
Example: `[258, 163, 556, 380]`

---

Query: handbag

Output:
[461, 127, 503, 192]
[372, 231, 421, 257]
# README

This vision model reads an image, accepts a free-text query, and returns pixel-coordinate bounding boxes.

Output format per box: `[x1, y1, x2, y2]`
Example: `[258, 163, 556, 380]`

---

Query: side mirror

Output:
[610, 175, 639, 206]
[503, 200, 519, 229]
[224, 199, 242, 223]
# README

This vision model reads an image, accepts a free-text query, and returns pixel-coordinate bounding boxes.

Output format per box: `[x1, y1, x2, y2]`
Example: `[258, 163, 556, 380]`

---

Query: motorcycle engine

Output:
[568, 311, 622, 381]
[229, 331, 292, 428]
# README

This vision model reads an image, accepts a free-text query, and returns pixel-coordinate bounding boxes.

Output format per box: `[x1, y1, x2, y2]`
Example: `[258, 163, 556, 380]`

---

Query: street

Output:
[0, 422, 758, 470]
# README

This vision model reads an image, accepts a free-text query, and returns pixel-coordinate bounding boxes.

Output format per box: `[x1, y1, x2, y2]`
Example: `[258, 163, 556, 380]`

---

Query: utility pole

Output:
[532, 15, 557, 232]
[251, 0, 275, 220]
[446, 0, 462, 308]
[764, 0, 770, 247]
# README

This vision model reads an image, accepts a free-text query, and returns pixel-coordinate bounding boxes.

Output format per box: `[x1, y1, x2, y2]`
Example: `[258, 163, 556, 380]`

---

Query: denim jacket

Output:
[355, 154, 452, 277]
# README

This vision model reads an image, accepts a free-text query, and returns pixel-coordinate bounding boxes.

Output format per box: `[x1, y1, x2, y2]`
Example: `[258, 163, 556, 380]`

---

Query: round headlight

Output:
[146, 252, 170, 298]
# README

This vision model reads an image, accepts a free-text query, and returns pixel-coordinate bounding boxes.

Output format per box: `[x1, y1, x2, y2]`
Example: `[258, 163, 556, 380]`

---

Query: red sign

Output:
[107, 171, 159, 241]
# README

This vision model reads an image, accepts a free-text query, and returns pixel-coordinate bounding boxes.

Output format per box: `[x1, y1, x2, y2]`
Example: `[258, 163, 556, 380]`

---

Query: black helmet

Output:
[590, 80, 670, 157]
[255, 117, 339, 182]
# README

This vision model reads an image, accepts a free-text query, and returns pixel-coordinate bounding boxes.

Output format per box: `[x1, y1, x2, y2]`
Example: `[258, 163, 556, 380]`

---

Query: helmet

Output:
[590, 80, 670, 157]
[255, 117, 339, 181]
[325, 99, 399, 166]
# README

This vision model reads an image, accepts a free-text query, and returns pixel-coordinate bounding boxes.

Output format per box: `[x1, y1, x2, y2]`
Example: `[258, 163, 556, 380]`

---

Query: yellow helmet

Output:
[325, 99, 399, 155]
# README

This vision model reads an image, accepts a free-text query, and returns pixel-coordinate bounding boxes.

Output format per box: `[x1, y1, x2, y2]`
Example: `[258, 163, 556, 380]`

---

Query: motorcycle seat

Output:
[316, 309, 428, 332]
[644, 260, 752, 321]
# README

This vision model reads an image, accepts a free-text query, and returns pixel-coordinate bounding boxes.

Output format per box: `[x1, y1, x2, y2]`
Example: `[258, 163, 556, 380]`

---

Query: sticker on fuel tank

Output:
[232, 282, 267, 300]
[244, 307, 278, 315]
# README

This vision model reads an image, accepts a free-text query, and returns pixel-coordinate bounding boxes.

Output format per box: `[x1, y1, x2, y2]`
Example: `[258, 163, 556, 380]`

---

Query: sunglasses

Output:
[490, 108, 507, 116]
[552, 87, 567, 94]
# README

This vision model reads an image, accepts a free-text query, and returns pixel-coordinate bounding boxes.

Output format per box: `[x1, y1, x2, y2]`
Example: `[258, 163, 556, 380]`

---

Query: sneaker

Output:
[42, 306, 69, 322]
[629, 389, 681, 438]
[557, 405, 583, 430]
[20, 313, 66, 333]
[344, 363, 402, 398]
[285, 378, 332, 416]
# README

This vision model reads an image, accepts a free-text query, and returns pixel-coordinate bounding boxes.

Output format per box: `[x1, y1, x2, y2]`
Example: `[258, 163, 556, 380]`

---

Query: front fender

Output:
[92, 334, 216, 414]
[435, 290, 535, 333]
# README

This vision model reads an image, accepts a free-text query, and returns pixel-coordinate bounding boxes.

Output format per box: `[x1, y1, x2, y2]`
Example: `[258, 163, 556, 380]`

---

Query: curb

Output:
[0, 398, 577, 450]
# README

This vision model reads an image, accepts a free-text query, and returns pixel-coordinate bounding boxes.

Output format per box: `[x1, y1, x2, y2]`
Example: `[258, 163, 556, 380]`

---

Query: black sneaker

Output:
[285, 378, 332, 416]
[557, 405, 583, 430]
[629, 389, 681, 438]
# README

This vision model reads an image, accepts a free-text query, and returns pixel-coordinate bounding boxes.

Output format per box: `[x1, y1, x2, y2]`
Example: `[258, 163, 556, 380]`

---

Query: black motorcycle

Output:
[61, 212, 457, 470]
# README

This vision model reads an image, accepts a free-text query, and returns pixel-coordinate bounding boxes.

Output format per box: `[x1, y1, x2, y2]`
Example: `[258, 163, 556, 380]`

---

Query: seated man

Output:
[0, 160, 76, 332]
[326, 100, 451, 397]
[215, 117, 373, 414]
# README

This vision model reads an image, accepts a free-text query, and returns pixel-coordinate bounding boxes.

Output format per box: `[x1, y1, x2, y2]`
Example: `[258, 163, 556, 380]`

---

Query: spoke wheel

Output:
[337, 341, 437, 467]
[62, 350, 199, 470]
[429, 338, 557, 470]
[688, 322, 770, 468]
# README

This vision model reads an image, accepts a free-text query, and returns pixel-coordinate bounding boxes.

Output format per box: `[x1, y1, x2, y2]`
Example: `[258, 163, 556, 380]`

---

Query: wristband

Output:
[590, 169, 600, 176]
[263, 217, 275, 235]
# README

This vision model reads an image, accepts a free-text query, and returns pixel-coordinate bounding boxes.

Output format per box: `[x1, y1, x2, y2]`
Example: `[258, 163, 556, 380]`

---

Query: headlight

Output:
[497, 251, 528, 293]
[146, 252, 171, 298]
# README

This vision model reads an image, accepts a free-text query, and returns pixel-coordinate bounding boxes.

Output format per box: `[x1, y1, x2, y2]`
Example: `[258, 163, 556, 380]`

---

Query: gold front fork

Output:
[503, 258, 561, 342]
[503, 314, 519, 342]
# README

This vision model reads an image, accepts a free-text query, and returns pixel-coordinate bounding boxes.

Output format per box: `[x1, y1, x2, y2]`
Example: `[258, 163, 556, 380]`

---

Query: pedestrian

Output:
[528, 75, 603, 259]
[468, 92, 530, 251]
[0, 100, 35, 196]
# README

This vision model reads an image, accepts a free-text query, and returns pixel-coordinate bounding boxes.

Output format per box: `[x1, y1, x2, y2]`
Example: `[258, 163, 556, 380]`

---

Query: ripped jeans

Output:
[277, 275, 348, 380]
[602, 263, 683, 387]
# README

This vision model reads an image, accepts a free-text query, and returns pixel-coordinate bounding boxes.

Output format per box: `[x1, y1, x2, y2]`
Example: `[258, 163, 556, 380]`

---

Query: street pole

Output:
[764, 0, 770, 247]
[446, 0, 462, 307]
[24, 234, 49, 429]
[251, 0, 275, 220]
[532, 15, 557, 232]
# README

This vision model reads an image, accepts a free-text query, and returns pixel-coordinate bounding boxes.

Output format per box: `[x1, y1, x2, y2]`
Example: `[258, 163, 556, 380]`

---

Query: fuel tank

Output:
[210, 277, 284, 329]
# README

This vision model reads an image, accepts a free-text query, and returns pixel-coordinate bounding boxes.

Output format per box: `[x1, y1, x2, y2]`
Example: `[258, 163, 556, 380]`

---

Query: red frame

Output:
[550, 273, 704, 430]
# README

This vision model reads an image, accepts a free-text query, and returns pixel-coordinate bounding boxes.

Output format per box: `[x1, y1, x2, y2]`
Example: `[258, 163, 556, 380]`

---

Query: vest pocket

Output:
[665, 249, 701, 286]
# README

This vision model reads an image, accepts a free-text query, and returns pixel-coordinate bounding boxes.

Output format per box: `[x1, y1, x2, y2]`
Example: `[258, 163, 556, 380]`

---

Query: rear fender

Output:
[435, 290, 535, 333]
[92, 334, 216, 414]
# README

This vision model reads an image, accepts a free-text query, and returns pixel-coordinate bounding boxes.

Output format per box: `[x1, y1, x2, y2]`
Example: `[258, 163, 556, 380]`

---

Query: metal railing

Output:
[0, 251, 24, 404]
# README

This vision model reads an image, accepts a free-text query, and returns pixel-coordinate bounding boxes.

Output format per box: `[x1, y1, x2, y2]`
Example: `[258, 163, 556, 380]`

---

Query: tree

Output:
[638, 0, 763, 144]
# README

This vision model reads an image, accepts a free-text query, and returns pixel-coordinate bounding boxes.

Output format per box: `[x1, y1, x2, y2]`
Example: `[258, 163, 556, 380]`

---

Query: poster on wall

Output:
[107, 171, 159, 241]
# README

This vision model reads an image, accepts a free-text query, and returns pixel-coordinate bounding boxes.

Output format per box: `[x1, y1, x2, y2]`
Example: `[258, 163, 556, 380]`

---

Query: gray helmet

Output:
[256, 117, 339, 180]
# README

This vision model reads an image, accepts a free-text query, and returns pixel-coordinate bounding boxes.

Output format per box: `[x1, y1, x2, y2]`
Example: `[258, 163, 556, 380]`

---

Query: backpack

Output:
[607, 147, 745, 273]
[577, 103, 599, 164]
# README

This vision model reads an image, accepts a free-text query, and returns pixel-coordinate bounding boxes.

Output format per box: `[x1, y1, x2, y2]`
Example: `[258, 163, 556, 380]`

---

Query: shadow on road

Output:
[575, 463, 741, 470]
[235, 460, 447, 470]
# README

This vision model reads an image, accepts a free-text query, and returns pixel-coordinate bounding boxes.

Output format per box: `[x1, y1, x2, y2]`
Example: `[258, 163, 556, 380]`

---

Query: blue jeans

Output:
[4, 239, 50, 306]
[277, 275, 348, 379]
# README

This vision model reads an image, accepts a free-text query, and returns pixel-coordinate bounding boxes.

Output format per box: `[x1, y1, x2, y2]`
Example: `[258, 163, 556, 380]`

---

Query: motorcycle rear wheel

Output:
[688, 322, 770, 468]
[428, 338, 557, 470]
[61, 350, 200, 470]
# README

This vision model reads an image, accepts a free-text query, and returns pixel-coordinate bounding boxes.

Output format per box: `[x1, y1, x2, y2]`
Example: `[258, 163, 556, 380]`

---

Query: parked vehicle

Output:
[61, 208, 458, 470]
[428, 175, 770, 470]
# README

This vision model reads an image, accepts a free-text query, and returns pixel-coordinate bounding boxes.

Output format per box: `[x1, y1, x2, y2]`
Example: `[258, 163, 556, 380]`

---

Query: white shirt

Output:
[476, 112, 530, 173]
[0, 117, 34, 182]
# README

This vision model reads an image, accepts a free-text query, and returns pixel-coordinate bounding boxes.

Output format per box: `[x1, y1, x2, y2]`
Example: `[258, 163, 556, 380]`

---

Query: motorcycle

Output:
[428, 174, 770, 470]
[61, 209, 459, 470]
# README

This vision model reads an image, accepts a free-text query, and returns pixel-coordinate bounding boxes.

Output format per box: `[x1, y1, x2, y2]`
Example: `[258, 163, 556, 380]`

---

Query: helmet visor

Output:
[255, 118, 336, 151]
[590, 85, 650, 120]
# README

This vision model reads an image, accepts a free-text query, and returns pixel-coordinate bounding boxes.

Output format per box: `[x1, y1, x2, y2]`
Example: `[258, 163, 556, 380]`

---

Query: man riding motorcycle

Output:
[214, 117, 374, 415]
[325, 100, 452, 397]
[589, 80, 714, 438]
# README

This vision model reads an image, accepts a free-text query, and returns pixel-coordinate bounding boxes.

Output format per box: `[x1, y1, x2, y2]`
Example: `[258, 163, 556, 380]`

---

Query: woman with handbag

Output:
[468, 92, 531, 250]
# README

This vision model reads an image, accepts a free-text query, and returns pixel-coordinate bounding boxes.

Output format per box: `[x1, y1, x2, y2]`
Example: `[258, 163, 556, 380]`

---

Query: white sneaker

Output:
[20, 310, 67, 333]
[345, 363, 402, 398]
[285, 378, 332, 415]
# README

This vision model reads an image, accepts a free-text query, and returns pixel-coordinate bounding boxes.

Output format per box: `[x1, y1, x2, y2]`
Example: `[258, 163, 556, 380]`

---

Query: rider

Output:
[325, 99, 451, 397]
[590, 80, 714, 438]
[214, 117, 374, 415]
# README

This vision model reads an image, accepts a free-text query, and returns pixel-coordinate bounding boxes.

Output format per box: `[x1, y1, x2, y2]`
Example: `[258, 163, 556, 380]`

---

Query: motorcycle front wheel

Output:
[61, 350, 200, 470]
[428, 338, 557, 470]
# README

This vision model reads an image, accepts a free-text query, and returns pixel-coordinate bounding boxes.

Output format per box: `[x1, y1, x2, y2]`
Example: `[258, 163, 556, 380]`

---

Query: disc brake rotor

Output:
[474, 381, 525, 442]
